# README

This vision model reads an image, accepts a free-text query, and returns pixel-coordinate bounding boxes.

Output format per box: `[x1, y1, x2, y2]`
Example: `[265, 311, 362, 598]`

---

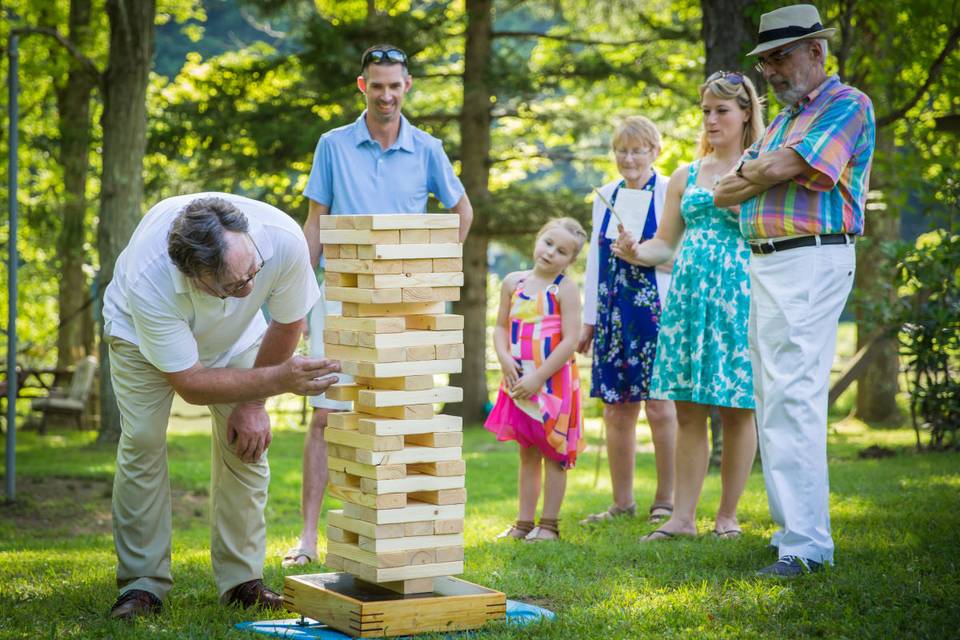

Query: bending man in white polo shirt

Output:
[282, 43, 473, 567]
[102, 194, 340, 620]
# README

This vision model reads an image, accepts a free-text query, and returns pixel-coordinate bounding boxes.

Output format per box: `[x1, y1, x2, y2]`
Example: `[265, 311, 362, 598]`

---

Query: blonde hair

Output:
[696, 73, 765, 158]
[536, 217, 588, 259]
[612, 115, 661, 152]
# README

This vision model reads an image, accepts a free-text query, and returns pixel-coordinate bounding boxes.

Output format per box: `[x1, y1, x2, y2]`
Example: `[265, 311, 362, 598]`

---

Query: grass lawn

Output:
[1, 397, 959, 639]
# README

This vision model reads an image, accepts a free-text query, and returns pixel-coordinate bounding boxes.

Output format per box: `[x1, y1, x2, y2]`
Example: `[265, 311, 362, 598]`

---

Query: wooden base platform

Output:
[283, 573, 506, 638]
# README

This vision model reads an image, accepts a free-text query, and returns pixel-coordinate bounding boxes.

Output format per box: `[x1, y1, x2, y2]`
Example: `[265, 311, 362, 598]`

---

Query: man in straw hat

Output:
[715, 4, 875, 577]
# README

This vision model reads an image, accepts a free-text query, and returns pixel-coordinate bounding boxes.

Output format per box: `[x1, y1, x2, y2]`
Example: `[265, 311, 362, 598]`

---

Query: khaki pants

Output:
[107, 337, 268, 600]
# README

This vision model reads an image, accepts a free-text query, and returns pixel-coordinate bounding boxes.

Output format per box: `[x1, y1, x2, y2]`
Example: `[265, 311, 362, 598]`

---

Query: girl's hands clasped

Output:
[498, 354, 521, 390]
[510, 371, 543, 400]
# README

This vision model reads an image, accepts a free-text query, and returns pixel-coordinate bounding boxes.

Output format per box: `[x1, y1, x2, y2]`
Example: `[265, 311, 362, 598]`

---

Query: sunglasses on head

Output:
[707, 70, 745, 85]
[361, 48, 408, 69]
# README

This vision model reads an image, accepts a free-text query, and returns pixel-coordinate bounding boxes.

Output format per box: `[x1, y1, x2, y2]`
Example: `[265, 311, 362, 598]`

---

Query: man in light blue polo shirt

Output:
[282, 44, 473, 567]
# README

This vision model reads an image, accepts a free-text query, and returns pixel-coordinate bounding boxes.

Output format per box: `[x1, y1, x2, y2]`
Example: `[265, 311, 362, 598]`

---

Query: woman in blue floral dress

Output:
[579, 116, 678, 526]
[613, 73, 764, 541]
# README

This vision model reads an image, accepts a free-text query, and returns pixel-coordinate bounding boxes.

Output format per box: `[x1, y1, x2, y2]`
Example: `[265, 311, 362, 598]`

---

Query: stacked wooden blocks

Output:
[318, 213, 467, 595]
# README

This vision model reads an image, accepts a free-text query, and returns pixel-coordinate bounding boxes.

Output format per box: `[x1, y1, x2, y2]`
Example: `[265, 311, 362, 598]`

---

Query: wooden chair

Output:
[30, 356, 97, 432]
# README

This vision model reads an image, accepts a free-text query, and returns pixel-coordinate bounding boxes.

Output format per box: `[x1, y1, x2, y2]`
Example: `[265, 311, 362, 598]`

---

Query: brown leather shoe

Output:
[109, 589, 163, 620]
[223, 579, 284, 610]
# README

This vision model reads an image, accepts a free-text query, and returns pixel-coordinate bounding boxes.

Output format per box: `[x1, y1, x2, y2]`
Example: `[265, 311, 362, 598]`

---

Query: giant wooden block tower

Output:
[284, 214, 505, 637]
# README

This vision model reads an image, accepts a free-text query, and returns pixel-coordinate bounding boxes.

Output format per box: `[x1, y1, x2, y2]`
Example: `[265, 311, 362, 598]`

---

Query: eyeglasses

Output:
[754, 40, 807, 73]
[361, 48, 408, 70]
[203, 235, 264, 299]
[614, 147, 655, 159]
[707, 70, 745, 84]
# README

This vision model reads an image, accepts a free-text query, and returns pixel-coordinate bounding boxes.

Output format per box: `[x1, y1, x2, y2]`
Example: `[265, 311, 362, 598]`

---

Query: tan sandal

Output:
[495, 520, 534, 540]
[281, 547, 316, 568]
[579, 503, 636, 525]
[647, 503, 674, 524]
[525, 518, 560, 542]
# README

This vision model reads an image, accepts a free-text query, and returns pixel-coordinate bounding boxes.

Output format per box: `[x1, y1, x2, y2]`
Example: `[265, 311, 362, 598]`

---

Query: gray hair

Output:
[167, 197, 249, 279]
[812, 38, 829, 66]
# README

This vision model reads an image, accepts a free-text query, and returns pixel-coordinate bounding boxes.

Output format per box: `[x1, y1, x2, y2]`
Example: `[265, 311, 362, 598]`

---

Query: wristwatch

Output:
[735, 159, 747, 178]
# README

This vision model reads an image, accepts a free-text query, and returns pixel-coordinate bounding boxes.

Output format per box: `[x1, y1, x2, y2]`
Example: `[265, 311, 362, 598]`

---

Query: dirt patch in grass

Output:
[0, 476, 209, 537]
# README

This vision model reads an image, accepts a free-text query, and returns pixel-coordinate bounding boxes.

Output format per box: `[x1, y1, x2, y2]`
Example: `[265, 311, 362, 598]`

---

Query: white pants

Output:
[749, 243, 855, 564]
[308, 285, 353, 410]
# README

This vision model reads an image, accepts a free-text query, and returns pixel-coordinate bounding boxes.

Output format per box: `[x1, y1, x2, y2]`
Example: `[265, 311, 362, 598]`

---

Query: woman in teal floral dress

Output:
[613, 72, 764, 541]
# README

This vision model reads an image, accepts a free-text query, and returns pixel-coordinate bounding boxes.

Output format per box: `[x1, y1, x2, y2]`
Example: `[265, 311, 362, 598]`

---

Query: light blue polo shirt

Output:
[304, 111, 465, 215]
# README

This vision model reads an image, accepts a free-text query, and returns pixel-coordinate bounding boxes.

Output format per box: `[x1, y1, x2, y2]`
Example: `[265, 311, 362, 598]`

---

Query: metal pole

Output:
[6, 32, 19, 501]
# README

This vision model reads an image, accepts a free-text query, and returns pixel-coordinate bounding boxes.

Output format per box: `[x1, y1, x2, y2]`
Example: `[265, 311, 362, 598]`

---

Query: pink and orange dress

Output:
[484, 273, 585, 468]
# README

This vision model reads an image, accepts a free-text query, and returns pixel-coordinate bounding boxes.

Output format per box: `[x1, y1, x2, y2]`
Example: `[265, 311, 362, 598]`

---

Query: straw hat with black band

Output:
[747, 4, 836, 57]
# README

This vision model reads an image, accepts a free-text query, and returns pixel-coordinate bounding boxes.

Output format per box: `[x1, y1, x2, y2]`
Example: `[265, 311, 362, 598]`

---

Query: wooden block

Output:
[341, 358, 462, 378]
[323, 329, 340, 345]
[324, 427, 404, 451]
[359, 330, 462, 349]
[353, 446, 463, 466]
[322, 552, 346, 571]
[340, 301, 446, 317]
[325, 287, 403, 305]
[330, 554, 464, 584]
[326, 315, 405, 334]
[342, 500, 465, 525]
[325, 344, 406, 363]
[323, 244, 340, 259]
[326, 525, 359, 544]
[327, 412, 360, 430]
[404, 314, 464, 330]
[336, 214, 458, 230]
[357, 386, 462, 408]
[354, 375, 433, 391]
[433, 258, 463, 272]
[408, 488, 467, 505]
[356, 273, 464, 289]
[328, 483, 407, 510]
[371, 577, 436, 595]
[355, 403, 434, 420]
[327, 456, 406, 480]
[358, 533, 464, 553]
[402, 287, 460, 303]
[339, 244, 357, 259]
[316, 216, 358, 230]
[324, 258, 403, 275]
[401, 259, 434, 273]
[400, 228, 431, 244]
[436, 546, 465, 563]
[338, 329, 359, 346]
[403, 345, 437, 361]
[358, 243, 462, 260]
[328, 509, 405, 539]
[325, 383, 358, 402]
[327, 444, 356, 460]
[405, 431, 464, 447]
[435, 519, 464, 534]
[358, 414, 462, 436]
[436, 343, 465, 360]
[318, 229, 400, 245]
[408, 460, 467, 476]
[430, 229, 459, 243]
[403, 520, 436, 537]
[324, 272, 358, 287]
[326, 541, 439, 569]
[360, 474, 465, 495]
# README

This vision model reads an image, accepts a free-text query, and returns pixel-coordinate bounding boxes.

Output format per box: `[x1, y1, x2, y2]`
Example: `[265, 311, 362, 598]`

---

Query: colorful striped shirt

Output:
[739, 75, 876, 240]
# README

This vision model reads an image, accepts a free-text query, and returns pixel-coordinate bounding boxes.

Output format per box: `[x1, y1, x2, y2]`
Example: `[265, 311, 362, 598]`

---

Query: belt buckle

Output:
[760, 239, 776, 254]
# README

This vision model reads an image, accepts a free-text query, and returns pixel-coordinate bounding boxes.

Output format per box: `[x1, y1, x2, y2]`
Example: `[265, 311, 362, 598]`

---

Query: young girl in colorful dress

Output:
[485, 217, 588, 542]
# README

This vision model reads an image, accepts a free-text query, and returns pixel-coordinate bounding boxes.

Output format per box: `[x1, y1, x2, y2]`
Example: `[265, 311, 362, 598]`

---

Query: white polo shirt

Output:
[103, 192, 320, 373]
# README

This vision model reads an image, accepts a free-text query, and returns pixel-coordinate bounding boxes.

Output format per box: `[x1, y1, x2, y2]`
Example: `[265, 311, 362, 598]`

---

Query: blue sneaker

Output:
[756, 555, 823, 578]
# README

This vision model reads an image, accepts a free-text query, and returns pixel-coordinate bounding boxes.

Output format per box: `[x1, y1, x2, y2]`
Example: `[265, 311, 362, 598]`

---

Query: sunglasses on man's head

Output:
[361, 49, 408, 69]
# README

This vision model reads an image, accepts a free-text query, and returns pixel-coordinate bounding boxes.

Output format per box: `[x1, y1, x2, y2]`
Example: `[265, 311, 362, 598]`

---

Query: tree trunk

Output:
[701, 0, 763, 463]
[450, 0, 493, 427]
[56, 0, 95, 371]
[854, 130, 901, 424]
[96, 0, 156, 444]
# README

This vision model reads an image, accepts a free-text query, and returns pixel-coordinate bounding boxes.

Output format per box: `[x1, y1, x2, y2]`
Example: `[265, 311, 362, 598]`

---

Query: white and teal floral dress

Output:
[650, 160, 754, 409]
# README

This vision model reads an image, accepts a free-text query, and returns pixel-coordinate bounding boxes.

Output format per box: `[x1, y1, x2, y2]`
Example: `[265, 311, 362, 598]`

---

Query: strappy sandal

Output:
[579, 503, 636, 525]
[281, 547, 316, 568]
[525, 518, 560, 542]
[639, 528, 695, 543]
[647, 503, 674, 524]
[712, 527, 743, 539]
[495, 520, 534, 540]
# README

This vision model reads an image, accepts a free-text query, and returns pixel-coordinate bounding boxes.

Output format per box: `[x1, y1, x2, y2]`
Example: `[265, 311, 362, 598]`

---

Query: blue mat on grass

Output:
[236, 600, 554, 638]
